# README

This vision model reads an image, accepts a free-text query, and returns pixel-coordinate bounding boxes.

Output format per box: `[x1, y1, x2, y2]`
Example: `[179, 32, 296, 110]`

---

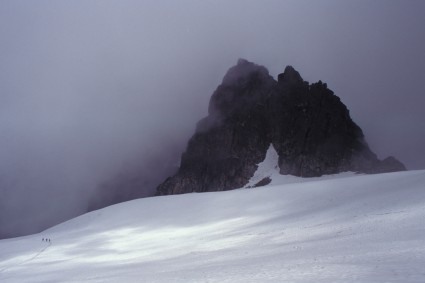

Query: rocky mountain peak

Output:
[156, 60, 406, 195]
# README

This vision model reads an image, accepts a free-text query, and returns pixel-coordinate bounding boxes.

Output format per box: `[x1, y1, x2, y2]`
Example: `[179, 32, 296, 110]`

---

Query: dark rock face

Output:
[157, 59, 274, 195]
[156, 59, 405, 195]
[270, 67, 376, 177]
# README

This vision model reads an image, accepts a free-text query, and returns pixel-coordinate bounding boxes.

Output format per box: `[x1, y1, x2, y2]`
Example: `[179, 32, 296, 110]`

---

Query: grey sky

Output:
[1, 1, 424, 238]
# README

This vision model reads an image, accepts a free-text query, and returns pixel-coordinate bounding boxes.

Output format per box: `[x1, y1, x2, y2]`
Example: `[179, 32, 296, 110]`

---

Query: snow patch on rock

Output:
[245, 144, 279, 188]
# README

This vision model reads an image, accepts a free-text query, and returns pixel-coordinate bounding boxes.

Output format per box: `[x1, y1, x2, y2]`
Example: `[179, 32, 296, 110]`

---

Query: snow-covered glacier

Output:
[1, 169, 425, 282]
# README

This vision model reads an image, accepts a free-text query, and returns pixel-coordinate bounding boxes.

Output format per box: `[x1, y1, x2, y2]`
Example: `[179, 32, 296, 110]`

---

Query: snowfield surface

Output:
[1, 169, 425, 282]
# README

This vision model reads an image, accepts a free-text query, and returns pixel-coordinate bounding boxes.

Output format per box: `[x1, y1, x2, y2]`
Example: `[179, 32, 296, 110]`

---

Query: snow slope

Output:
[1, 169, 425, 282]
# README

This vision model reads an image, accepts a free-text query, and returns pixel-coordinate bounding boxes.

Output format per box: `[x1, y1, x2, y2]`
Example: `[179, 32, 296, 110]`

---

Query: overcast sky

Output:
[1, 0, 424, 238]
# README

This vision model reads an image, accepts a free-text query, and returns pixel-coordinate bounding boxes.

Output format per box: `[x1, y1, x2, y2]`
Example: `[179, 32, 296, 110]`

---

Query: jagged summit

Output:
[221, 58, 270, 87]
[156, 59, 405, 195]
[208, 59, 274, 118]
[277, 65, 304, 84]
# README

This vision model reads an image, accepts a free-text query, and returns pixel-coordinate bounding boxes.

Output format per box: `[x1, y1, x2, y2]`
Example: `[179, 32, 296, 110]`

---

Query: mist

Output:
[1, 1, 424, 238]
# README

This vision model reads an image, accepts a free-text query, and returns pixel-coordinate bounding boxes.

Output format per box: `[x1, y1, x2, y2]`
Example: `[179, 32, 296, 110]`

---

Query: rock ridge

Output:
[156, 59, 405, 195]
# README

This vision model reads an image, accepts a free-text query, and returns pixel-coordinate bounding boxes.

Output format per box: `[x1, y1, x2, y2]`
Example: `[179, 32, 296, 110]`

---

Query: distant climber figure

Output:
[42, 238, 44, 241]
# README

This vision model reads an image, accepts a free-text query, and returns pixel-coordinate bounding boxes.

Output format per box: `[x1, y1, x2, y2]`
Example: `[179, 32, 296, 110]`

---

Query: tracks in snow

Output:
[0, 242, 51, 274]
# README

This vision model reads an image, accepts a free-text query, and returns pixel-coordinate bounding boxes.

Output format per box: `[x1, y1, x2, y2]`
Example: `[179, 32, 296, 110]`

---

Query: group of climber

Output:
[42, 238, 51, 243]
